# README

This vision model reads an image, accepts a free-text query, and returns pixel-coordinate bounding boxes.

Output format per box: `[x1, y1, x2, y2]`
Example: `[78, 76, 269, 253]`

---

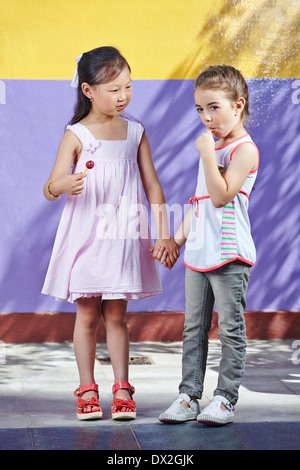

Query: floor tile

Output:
[235, 422, 300, 450]
[31, 425, 140, 450]
[131, 422, 247, 450]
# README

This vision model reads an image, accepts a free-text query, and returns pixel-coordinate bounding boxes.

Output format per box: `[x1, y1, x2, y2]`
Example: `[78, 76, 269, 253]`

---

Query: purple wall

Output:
[0, 79, 299, 313]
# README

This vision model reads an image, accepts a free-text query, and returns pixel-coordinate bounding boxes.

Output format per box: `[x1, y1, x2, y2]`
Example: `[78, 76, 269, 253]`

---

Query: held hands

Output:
[149, 238, 180, 270]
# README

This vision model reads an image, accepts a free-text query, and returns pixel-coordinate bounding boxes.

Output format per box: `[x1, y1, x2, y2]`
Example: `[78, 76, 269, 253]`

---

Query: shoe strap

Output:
[223, 401, 235, 412]
[178, 393, 193, 406]
[214, 395, 235, 411]
[74, 383, 99, 397]
[112, 381, 135, 397]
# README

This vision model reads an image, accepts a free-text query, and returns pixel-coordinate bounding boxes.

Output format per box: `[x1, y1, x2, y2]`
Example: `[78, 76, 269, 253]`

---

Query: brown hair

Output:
[70, 46, 131, 125]
[195, 65, 249, 124]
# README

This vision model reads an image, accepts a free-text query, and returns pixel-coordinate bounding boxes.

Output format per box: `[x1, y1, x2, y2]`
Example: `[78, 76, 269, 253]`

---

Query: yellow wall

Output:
[2, 0, 300, 79]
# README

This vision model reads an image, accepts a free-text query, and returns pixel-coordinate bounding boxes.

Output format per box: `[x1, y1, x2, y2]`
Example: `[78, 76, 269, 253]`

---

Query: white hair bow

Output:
[70, 54, 83, 88]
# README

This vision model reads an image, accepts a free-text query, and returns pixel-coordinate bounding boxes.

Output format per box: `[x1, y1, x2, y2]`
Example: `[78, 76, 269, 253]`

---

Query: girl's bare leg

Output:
[101, 299, 132, 409]
[73, 296, 102, 412]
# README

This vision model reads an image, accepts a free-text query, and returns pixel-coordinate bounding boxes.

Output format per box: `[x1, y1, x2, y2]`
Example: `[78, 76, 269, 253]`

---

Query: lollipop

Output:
[83, 160, 94, 173]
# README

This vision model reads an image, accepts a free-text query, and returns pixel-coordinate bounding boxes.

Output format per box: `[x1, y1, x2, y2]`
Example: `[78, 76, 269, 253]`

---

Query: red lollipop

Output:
[83, 160, 94, 173]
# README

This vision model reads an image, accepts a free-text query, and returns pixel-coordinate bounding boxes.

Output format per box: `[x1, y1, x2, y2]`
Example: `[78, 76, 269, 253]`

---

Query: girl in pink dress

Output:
[42, 46, 179, 421]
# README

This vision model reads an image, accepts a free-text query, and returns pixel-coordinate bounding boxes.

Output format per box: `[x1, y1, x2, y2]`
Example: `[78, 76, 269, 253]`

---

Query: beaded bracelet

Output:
[47, 181, 61, 199]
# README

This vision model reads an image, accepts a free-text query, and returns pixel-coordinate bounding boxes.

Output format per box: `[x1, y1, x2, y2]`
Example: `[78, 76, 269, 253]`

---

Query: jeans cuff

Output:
[179, 387, 202, 399]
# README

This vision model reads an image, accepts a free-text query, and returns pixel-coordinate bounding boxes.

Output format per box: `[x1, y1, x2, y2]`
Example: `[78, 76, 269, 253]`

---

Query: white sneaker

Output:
[197, 395, 235, 425]
[159, 393, 200, 423]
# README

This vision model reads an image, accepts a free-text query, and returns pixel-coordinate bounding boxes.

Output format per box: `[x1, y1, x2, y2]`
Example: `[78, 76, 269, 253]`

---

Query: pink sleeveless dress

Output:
[42, 120, 162, 302]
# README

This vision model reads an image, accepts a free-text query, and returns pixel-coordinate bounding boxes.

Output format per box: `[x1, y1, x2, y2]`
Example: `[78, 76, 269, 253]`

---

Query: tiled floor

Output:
[0, 340, 299, 451]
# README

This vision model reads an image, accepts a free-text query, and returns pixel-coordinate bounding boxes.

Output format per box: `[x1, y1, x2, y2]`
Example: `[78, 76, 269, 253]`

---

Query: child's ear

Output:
[81, 82, 93, 100]
[235, 97, 245, 115]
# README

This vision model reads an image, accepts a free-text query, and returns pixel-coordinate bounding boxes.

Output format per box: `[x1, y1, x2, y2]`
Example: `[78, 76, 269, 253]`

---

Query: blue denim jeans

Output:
[179, 262, 251, 405]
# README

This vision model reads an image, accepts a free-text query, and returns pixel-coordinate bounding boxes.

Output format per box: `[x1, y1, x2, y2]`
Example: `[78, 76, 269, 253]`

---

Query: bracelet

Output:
[47, 181, 61, 199]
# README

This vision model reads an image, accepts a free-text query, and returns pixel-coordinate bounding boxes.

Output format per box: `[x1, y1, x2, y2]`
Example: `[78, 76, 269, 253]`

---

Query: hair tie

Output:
[70, 54, 83, 88]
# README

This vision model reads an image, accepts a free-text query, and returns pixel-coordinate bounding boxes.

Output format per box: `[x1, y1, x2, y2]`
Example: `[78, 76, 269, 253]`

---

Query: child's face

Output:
[194, 88, 244, 138]
[90, 66, 132, 116]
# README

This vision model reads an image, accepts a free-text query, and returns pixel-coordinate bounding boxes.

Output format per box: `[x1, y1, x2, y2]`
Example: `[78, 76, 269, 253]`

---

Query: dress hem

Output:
[50, 290, 162, 303]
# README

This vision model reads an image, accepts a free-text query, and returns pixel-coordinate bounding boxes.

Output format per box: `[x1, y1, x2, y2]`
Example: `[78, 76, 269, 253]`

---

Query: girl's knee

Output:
[105, 311, 127, 327]
[102, 299, 127, 326]
[76, 297, 101, 327]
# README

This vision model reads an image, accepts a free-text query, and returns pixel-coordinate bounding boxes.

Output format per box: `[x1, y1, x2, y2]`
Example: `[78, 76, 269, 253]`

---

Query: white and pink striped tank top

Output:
[184, 134, 259, 272]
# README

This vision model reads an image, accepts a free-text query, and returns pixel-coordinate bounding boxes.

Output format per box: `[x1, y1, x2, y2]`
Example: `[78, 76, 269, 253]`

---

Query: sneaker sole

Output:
[197, 414, 234, 426]
[159, 414, 198, 424]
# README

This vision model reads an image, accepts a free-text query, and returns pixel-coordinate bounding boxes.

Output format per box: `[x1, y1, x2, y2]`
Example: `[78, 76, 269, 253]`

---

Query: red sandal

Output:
[111, 381, 136, 420]
[74, 383, 103, 421]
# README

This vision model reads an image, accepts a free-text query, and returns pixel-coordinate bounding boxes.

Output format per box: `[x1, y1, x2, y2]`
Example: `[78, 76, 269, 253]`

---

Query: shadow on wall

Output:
[169, 0, 300, 79]
[246, 80, 300, 311]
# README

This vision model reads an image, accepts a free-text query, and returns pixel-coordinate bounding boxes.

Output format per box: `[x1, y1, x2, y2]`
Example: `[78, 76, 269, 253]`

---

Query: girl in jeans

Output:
[158, 65, 259, 425]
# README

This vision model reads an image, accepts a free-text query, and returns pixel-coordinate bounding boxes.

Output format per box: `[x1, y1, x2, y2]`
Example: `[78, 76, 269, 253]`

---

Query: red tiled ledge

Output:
[0, 311, 299, 343]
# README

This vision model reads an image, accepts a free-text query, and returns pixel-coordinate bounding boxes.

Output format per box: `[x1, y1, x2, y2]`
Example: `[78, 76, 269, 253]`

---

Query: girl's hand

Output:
[44, 130, 85, 200]
[150, 238, 180, 269]
[157, 250, 177, 270]
[51, 173, 87, 196]
[195, 129, 215, 157]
